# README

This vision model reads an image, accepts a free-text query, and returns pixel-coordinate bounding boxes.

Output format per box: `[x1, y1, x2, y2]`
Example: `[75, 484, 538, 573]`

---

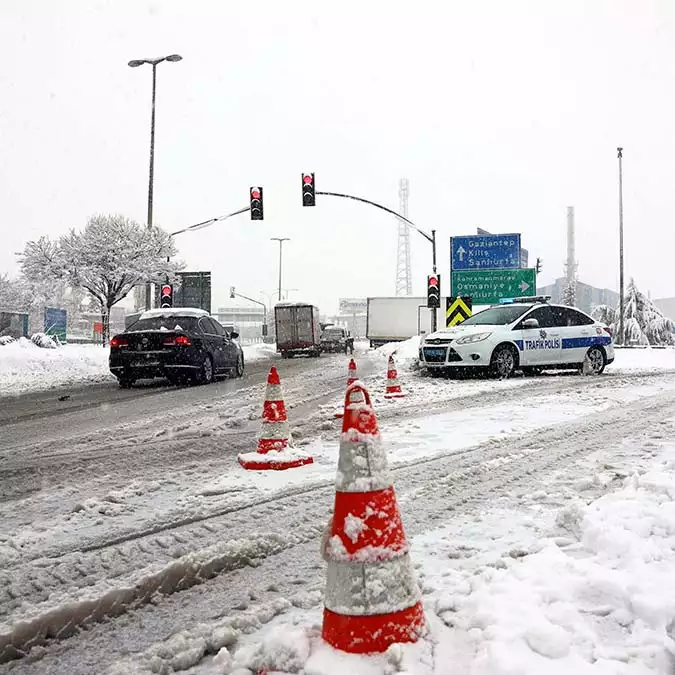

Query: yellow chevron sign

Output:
[446, 296, 473, 326]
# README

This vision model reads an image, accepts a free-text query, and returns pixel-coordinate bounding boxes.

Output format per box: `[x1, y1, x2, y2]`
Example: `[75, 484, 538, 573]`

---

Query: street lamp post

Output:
[128, 53, 182, 309]
[617, 147, 624, 345]
[270, 238, 290, 302]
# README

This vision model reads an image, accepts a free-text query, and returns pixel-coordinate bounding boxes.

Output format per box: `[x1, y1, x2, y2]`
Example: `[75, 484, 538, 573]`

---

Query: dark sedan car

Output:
[109, 308, 244, 388]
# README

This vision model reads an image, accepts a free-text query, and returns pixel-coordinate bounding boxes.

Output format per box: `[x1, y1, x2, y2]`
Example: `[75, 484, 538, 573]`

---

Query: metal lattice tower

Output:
[565, 206, 578, 282]
[395, 178, 413, 295]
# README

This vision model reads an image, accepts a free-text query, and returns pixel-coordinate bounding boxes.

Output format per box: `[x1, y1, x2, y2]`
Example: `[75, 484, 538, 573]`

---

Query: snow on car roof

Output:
[139, 307, 209, 319]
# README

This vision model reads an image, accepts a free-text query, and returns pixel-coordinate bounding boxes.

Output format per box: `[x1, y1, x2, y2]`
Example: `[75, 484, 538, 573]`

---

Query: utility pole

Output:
[271, 238, 290, 302]
[617, 147, 624, 345]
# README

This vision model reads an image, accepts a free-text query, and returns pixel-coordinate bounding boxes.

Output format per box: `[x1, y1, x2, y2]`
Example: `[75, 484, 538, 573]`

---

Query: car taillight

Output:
[163, 335, 192, 347]
[603, 326, 613, 337]
[110, 337, 129, 348]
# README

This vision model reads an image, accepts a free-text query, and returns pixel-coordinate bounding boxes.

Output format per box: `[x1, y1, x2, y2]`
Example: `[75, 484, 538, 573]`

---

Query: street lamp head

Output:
[128, 59, 146, 67]
[165, 54, 183, 62]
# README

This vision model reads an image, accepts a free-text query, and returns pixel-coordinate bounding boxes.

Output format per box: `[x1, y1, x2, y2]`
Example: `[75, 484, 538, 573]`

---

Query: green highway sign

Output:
[451, 268, 537, 305]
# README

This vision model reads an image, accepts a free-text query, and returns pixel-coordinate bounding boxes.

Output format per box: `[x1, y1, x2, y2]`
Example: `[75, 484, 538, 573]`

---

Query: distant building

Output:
[214, 305, 267, 343]
[538, 278, 619, 315]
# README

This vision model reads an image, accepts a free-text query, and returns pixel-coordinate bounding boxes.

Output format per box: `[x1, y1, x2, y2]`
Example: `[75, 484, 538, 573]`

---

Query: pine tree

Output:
[560, 276, 577, 306]
[592, 278, 674, 346]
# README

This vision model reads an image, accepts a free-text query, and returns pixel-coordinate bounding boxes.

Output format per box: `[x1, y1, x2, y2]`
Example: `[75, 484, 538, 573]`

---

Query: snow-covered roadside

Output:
[105, 417, 675, 674]
[0, 339, 276, 396]
[0, 339, 114, 395]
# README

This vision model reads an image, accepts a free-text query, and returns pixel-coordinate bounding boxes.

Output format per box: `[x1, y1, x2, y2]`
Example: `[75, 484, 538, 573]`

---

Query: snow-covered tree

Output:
[0, 273, 32, 311]
[21, 214, 182, 344]
[592, 278, 674, 346]
[560, 276, 577, 307]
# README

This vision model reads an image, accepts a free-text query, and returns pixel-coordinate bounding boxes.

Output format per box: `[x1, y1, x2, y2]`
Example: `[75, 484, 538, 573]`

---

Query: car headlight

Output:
[455, 332, 492, 345]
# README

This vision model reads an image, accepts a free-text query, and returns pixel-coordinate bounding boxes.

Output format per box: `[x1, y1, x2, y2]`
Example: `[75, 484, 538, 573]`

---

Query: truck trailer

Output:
[274, 302, 322, 358]
[366, 297, 443, 348]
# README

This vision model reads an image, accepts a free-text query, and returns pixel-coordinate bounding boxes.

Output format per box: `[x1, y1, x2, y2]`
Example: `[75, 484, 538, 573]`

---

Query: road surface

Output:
[2, 356, 675, 672]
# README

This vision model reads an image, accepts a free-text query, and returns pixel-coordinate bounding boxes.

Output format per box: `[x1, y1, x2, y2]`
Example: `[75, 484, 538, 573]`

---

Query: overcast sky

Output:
[1, 0, 674, 313]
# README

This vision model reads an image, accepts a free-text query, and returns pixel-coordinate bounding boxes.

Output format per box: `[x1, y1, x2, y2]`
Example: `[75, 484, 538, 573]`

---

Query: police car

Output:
[419, 296, 614, 378]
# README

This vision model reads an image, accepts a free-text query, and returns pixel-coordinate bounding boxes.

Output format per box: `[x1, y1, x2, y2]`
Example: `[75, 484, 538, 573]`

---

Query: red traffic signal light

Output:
[250, 186, 264, 220]
[301, 172, 315, 207]
[427, 274, 441, 308]
[160, 284, 173, 308]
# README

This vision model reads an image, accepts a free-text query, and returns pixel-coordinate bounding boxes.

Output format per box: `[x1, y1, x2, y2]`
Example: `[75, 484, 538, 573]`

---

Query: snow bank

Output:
[439, 454, 675, 674]
[0, 339, 113, 395]
[242, 342, 277, 363]
[373, 336, 421, 367]
[612, 346, 675, 373]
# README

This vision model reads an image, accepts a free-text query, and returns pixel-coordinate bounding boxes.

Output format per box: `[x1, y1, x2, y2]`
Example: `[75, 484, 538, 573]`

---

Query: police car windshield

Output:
[460, 305, 531, 326]
[127, 316, 199, 332]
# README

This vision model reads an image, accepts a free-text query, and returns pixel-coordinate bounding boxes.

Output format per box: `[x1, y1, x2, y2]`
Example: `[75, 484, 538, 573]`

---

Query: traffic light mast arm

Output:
[315, 191, 432, 242]
[170, 206, 251, 237]
[315, 191, 437, 275]
[230, 291, 268, 323]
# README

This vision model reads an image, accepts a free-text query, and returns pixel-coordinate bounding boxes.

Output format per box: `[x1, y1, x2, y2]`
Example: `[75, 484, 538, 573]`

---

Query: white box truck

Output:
[275, 302, 322, 358]
[366, 297, 443, 348]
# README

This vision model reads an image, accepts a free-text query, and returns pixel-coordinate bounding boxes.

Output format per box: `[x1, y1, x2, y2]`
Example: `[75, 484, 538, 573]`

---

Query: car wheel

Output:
[582, 346, 606, 375]
[118, 375, 135, 389]
[231, 353, 244, 378]
[195, 355, 214, 385]
[490, 344, 517, 379]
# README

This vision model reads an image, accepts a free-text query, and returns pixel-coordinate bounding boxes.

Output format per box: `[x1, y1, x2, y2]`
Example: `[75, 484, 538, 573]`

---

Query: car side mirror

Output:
[521, 318, 539, 329]
[230, 331, 239, 340]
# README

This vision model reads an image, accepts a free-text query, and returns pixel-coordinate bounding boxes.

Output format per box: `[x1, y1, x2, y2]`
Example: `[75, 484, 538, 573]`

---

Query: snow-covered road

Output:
[2, 347, 675, 673]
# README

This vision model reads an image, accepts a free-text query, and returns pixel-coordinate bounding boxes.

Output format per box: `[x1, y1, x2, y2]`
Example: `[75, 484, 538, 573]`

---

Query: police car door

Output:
[555, 306, 596, 364]
[516, 306, 562, 365]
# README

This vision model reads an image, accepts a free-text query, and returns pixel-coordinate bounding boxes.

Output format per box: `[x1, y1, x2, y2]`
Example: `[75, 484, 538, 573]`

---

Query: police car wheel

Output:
[490, 344, 517, 379]
[585, 346, 606, 375]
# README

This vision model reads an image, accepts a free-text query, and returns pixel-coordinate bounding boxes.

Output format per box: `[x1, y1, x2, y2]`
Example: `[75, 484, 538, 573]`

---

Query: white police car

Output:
[419, 296, 614, 378]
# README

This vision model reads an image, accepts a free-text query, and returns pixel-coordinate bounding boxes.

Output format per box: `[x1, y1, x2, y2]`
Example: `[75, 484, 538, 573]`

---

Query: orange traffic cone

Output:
[321, 382, 425, 653]
[334, 358, 359, 419]
[238, 366, 313, 471]
[384, 354, 406, 399]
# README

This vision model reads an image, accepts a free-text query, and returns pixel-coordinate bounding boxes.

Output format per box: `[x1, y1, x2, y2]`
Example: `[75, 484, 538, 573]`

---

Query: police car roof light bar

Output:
[511, 295, 551, 304]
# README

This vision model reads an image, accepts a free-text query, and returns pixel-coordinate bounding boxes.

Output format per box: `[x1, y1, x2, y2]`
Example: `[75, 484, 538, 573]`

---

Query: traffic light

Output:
[229, 286, 236, 299]
[536, 257, 543, 275]
[160, 284, 173, 308]
[427, 274, 441, 308]
[302, 172, 315, 207]
[250, 186, 264, 220]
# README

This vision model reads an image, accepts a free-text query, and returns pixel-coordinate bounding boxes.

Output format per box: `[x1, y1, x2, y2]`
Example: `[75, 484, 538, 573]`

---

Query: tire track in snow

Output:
[2, 387, 675, 665]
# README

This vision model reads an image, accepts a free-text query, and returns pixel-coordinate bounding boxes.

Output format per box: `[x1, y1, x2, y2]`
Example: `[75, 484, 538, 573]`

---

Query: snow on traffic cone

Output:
[238, 366, 313, 471]
[321, 382, 425, 653]
[334, 358, 359, 418]
[384, 354, 406, 399]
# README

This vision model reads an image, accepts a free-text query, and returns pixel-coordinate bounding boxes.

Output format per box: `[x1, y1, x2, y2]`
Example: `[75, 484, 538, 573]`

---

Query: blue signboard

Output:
[451, 234, 521, 271]
[44, 307, 67, 343]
